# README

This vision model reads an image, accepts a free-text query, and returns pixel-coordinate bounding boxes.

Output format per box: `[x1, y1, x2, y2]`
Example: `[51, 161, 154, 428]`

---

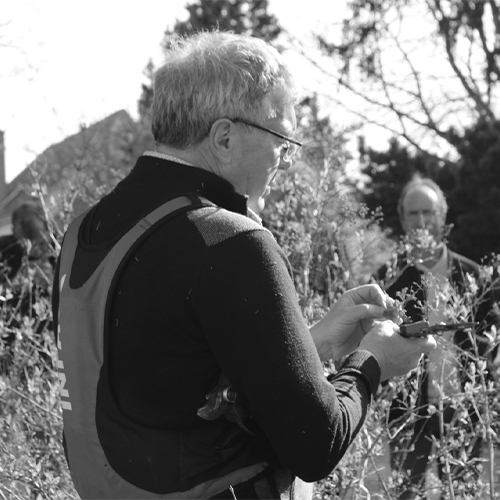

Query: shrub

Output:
[1, 151, 498, 499]
[0, 253, 78, 499]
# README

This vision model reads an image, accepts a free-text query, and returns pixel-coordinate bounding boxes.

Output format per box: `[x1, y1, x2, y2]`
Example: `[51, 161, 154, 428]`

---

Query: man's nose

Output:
[416, 213, 428, 227]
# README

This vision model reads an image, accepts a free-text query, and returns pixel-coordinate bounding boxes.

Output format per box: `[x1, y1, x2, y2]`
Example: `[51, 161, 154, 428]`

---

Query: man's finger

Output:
[344, 303, 386, 322]
[345, 284, 387, 308]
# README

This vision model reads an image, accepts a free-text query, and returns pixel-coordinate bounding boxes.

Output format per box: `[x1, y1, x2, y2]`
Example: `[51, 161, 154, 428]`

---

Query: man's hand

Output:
[311, 284, 400, 361]
[359, 321, 436, 381]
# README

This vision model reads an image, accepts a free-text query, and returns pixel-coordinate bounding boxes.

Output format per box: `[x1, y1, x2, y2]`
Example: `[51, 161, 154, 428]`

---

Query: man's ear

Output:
[209, 119, 234, 163]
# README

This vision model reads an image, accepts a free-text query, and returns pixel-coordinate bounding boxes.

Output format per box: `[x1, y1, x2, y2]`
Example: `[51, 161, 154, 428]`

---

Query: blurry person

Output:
[376, 175, 494, 499]
[0, 202, 54, 374]
[0, 202, 51, 282]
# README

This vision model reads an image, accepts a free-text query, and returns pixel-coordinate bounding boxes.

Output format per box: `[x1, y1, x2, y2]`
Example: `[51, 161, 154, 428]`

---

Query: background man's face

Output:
[401, 185, 445, 242]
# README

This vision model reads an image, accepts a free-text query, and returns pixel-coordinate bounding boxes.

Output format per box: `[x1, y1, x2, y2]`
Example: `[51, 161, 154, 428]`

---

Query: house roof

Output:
[6, 109, 135, 193]
[0, 109, 145, 232]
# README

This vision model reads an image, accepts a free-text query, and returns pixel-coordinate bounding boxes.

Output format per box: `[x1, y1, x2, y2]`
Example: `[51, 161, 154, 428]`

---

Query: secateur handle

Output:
[399, 320, 478, 338]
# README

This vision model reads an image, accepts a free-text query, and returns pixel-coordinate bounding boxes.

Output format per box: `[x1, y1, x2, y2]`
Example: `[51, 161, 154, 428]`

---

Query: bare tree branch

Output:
[282, 1, 499, 158]
[316, 88, 434, 155]
[390, 30, 439, 133]
[376, 53, 415, 143]
[429, 0, 496, 119]
[286, 31, 455, 156]
[488, 0, 500, 40]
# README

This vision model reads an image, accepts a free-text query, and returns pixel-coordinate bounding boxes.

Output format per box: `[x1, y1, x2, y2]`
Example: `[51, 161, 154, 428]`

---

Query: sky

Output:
[1, 0, 344, 183]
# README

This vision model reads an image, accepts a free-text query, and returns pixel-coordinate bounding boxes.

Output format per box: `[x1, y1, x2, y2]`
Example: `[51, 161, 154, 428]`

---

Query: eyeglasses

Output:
[232, 118, 302, 161]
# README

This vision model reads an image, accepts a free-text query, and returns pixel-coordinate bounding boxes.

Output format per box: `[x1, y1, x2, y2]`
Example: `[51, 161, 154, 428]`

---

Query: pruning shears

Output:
[399, 320, 478, 338]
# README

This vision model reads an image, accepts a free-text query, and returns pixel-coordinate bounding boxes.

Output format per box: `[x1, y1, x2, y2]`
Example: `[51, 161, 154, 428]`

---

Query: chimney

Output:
[0, 131, 6, 202]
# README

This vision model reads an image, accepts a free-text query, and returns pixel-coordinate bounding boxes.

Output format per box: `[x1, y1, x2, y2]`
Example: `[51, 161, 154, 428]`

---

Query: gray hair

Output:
[151, 31, 297, 148]
[397, 174, 448, 221]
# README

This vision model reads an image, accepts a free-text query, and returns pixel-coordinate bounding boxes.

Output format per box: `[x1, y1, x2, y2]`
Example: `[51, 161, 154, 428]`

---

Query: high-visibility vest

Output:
[56, 196, 266, 499]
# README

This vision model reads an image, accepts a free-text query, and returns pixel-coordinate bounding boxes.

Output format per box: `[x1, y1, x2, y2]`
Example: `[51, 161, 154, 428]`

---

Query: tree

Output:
[447, 118, 500, 261]
[314, 0, 500, 160]
[312, 0, 500, 261]
[165, 0, 281, 40]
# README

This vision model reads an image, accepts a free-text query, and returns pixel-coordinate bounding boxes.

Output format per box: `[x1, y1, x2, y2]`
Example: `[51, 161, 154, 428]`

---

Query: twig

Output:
[466, 329, 496, 499]
[6, 386, 62, 421]
[0, 484, 25, 500]
[437, 370, 455, 499]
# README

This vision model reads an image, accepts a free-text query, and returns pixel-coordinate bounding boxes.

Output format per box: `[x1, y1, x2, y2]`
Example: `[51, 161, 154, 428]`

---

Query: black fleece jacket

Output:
[53, 155, 381, 490]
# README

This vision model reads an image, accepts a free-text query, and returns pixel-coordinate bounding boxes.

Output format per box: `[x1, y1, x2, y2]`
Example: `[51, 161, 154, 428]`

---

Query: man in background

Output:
[0, 201, 54, 373]
[0, 202, 49, 283]
[376, 175, 495, 499]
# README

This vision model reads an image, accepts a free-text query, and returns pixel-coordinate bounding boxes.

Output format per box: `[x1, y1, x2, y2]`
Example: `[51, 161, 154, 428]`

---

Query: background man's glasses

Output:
[232, 118, 302, 161]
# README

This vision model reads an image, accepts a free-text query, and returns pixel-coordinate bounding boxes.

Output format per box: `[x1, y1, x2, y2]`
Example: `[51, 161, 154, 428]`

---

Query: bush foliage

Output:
[0, 146, 499, 499]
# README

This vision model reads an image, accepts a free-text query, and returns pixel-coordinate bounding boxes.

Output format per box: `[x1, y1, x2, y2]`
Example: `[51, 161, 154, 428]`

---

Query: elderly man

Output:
[376, 175, 493, 499]
[53, 32, 434, 499]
